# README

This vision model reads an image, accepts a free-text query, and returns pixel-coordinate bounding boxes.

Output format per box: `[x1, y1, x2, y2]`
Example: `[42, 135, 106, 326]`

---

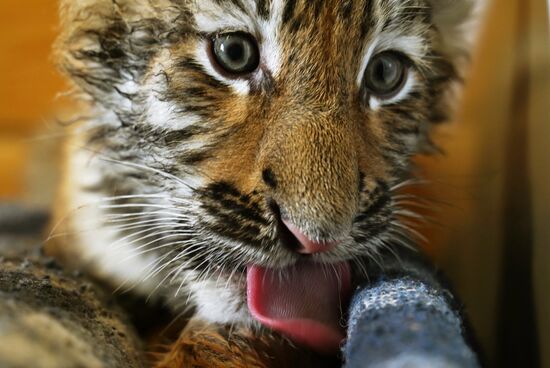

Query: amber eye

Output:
[211, 32, 260, 76]
[363, 52, 408, 99]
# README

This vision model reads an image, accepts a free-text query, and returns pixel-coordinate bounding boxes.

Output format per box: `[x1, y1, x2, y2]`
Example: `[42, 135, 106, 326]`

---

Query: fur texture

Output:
[152, 319, 338, 368]
[49, 0, 477, 361]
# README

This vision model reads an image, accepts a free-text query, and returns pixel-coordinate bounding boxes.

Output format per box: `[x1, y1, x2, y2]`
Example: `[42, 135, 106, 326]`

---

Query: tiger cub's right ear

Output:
[55, 0, 184, 117]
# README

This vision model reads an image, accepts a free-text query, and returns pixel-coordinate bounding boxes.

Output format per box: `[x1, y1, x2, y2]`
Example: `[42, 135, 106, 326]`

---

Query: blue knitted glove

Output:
[344, 276, 480, 368]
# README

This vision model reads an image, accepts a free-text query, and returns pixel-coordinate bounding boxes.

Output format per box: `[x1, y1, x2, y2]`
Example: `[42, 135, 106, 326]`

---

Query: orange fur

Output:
[152, 320, 339, 368]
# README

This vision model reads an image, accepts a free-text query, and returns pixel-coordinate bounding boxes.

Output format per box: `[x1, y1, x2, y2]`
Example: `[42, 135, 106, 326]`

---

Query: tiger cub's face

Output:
[56, 0, 475, 354]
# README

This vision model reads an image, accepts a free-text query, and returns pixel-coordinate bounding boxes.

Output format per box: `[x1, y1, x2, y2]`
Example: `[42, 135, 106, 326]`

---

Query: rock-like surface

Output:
[0, 204, 144, 368]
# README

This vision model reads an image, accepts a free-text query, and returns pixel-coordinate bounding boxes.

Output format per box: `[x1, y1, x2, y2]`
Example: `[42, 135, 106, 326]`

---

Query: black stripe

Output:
[354, 193, 391, 224]
[289, 17, 304, 33]
[360, 0, 375, 38]
[376, 178, 389, 192]
[180, 104, 215, 114]
[201, 197, 269, 226]
[162, 126, 207, 145]
[204, 182, 242, 200]
[358, 171, 366, 193]
[312, 0, 324, 21]
[382, 144, 408, 158]
[387, 107, 420, 122]
[207, 220, 264, 247]
[339, 0, 354, 20]
[282, 0, 297, 24]
[175, 58, 227, 90]
[219, 198, 269, 225]
[176, 57, 204, 73]
[392, 126, 421, 136]
[256, 0, 271, 19]
[183, 87, 209, 98]
[179, 150, 212, 165]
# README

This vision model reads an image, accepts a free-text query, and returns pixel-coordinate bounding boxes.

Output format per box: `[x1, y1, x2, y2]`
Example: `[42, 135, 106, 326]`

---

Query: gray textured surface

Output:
[344, 277, 480, 368]
[0, 204, 144, 368]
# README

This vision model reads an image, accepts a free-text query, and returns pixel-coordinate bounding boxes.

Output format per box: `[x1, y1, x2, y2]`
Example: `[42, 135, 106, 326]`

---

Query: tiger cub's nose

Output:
[282, 219, 343, 255]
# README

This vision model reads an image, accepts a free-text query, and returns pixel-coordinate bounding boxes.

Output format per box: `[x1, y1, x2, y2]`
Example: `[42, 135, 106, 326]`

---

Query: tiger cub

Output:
[50, 0, 477, 361]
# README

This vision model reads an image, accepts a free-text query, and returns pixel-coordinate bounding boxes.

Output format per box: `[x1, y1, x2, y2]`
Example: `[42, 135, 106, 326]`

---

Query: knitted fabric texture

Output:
[344, 277, 480, 368]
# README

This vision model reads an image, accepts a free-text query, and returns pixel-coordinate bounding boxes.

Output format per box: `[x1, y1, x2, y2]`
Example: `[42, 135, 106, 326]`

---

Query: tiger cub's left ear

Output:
[430, 0, 487, 70]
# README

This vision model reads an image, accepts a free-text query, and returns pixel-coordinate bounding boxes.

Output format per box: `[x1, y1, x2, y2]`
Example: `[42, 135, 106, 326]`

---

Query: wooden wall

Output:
[0, 0, 65, 202]
[531, 1, 550, 367]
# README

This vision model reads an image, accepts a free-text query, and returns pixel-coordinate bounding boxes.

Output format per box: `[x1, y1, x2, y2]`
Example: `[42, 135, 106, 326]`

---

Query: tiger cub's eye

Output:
[211, 32, 260, 76]
[363, 52, 408, 99]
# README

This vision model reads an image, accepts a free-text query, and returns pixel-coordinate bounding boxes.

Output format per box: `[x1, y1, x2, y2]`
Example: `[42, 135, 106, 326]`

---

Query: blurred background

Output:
[0, 0, 66, 207]
[0, 0, 548, 367]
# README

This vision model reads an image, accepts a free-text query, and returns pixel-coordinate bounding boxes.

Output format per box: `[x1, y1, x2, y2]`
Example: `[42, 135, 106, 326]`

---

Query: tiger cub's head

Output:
[56, 0, 477, 354]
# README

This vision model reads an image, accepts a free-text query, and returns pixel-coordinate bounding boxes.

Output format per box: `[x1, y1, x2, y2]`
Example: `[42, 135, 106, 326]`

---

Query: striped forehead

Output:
[189, 0, 432, 85]
[190, 0, 431, 34]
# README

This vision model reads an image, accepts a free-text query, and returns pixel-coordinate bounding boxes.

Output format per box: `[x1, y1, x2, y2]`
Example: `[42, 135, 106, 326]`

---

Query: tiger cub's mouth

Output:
[247, 261, 351, 355]
[246, 212, 352, 355]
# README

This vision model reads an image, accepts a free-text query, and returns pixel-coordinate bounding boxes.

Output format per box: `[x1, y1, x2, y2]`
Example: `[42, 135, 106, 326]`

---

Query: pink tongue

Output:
[247, 261, 351, 354]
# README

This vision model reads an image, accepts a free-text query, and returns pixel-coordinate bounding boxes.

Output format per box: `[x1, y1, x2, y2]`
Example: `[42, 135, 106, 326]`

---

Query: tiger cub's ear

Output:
[54, 0, 183, 116]
[423, 0, 487, 129]
[430, 0, 486, 70]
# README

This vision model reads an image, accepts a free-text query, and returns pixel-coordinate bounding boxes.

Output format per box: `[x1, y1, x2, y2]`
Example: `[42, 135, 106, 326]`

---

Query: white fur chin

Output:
[187, 275, 252, 325]
[64, 145, 162, 295]
[71, 196, 161, 294]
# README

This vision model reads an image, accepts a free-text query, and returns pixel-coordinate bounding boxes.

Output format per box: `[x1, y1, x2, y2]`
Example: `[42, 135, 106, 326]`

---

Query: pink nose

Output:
[282, 220, 342, 254]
